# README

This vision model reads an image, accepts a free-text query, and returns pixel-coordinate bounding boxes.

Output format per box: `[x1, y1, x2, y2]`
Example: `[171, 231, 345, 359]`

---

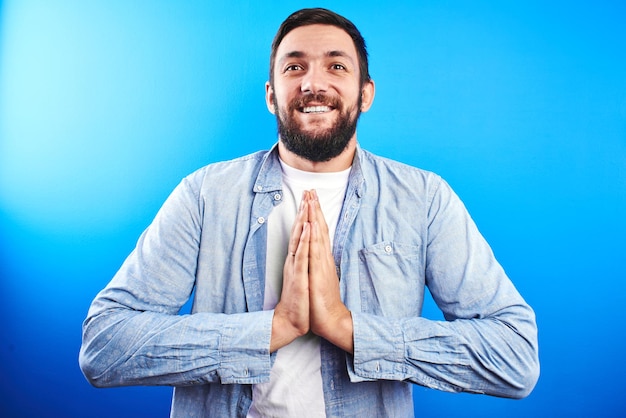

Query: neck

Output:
[277, 137, 357, 173]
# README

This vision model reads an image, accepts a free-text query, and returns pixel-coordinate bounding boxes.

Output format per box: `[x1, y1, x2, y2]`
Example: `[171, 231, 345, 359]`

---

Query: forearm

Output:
[79, 303, 274, 387]
[348, 304, 539, 398]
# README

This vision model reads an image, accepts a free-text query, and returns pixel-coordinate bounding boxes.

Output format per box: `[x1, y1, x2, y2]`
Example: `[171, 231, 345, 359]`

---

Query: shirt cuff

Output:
[348, 312, 406, 382]
[218, 310, 273, 384]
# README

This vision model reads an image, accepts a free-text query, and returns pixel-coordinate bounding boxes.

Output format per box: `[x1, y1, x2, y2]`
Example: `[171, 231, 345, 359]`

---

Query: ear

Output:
[359, 79, 375, 113]
[265, 81, 276, 114]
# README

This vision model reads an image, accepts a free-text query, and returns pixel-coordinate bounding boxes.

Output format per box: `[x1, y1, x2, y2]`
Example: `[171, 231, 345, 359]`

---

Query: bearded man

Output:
[80, 8, 539, 417]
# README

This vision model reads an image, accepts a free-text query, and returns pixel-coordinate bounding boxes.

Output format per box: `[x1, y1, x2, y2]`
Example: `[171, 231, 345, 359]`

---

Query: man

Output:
[80, 8, 539, 417]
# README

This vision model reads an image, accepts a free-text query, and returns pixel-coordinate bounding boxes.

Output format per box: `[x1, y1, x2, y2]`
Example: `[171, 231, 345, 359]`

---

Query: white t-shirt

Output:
[247, 159, 351, 418]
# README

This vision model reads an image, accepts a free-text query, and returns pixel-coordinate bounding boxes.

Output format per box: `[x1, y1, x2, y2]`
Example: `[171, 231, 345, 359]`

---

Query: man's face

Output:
[266, 24, 374, 162]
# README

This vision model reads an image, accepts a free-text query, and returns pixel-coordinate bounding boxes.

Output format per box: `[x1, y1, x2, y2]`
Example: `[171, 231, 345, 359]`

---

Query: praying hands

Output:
[271, 190, 354, 353]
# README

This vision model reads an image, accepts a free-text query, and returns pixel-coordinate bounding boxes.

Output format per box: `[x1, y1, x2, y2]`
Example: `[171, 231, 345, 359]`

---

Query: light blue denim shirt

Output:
[80, 144, 539, 417]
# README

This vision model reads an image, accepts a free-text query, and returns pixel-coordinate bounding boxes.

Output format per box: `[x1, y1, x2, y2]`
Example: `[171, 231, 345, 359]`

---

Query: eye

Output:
[330, 63, 347, 71]
[285, 64, 304, 72]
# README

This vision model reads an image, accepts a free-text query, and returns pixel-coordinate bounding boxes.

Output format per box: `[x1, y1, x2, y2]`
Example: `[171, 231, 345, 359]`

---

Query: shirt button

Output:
[256, 185, 263, 191]
[257, 217, 265, 224]
[274, 193, 282, 201]
[384, 245, 392, 254]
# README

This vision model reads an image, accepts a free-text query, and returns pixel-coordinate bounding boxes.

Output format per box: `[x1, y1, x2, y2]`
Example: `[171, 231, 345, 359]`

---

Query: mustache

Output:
[289, 93, 341, 110]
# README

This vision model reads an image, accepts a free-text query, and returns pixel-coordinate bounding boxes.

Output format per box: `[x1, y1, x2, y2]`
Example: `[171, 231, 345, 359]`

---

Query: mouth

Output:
[300, 105, 334, 114]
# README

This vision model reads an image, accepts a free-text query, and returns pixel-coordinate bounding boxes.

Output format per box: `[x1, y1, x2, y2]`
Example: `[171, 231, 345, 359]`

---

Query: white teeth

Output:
[302, 106, 331, 113]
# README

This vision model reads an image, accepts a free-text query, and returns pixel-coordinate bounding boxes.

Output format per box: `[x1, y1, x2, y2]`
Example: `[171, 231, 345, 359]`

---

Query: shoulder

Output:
[357, 147, 444, 194]
[187, 149, 268, 182]
[174, 149, 271, 200]
[192, 150, 268, 178]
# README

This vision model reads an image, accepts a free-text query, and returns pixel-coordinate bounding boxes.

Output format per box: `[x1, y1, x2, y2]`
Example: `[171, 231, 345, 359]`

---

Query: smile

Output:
[301, 105, 333, 114]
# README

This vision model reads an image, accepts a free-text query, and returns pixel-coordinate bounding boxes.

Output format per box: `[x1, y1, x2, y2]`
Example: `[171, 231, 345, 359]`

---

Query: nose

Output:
[300, 66, 328, 94]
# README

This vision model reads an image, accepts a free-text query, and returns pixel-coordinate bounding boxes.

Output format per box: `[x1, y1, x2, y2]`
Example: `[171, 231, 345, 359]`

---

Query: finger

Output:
[293, 221, 311, 275]
[287, 193, 309, 258]
[287, 217, 303, 259]
[311, 190, 330, 233]
[306, 189, 317, 222]
[307, 191, 332, 255]
[309, 220, 322, 262]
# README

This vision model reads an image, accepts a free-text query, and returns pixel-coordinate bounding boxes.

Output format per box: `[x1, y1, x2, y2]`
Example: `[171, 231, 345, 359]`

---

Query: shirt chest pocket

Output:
[357, 241, 425, 318]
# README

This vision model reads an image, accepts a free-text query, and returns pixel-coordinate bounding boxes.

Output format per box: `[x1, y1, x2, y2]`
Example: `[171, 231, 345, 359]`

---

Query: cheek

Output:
[271, 88, 288, 107]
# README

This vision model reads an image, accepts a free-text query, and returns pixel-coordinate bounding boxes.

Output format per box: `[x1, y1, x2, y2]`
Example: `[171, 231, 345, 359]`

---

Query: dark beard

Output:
[274, 93, 361, 163]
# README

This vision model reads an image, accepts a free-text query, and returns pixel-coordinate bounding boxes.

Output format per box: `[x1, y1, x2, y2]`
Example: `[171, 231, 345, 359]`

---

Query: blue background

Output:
[1, 1, 625, 417]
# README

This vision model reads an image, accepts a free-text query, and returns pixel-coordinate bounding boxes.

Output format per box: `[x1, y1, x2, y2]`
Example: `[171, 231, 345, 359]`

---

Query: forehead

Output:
[276, 24, 358, 61]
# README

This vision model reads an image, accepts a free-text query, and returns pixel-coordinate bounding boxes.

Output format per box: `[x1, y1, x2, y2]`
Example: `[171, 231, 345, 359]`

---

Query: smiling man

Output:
[80, 8, 539, 417]
[269, 23, 373, 169]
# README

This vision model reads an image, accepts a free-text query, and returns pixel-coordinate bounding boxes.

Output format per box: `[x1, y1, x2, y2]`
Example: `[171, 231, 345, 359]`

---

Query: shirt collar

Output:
[253, 142, 365, 198]
[253, 143, 283, 194]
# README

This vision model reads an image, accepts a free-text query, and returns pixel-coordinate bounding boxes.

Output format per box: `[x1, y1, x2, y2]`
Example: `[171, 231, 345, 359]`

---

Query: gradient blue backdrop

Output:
[1, 1, 625, 417]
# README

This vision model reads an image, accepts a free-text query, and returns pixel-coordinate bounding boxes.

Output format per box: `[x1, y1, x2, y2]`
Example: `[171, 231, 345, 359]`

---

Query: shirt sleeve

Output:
[79, 175, 273, 387]
[348, 178, 540, 399]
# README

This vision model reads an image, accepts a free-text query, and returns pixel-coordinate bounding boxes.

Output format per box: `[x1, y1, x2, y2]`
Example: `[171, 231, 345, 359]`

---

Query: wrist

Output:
[270, 308, 308, 353]
[314, 308, 354, 354]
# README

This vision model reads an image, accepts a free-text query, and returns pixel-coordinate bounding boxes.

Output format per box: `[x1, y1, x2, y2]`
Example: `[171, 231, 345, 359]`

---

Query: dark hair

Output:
[269, 8, 370, 87]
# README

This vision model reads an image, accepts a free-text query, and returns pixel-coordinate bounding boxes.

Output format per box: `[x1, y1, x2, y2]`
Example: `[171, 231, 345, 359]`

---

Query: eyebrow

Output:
[279, 50, 355, 66]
